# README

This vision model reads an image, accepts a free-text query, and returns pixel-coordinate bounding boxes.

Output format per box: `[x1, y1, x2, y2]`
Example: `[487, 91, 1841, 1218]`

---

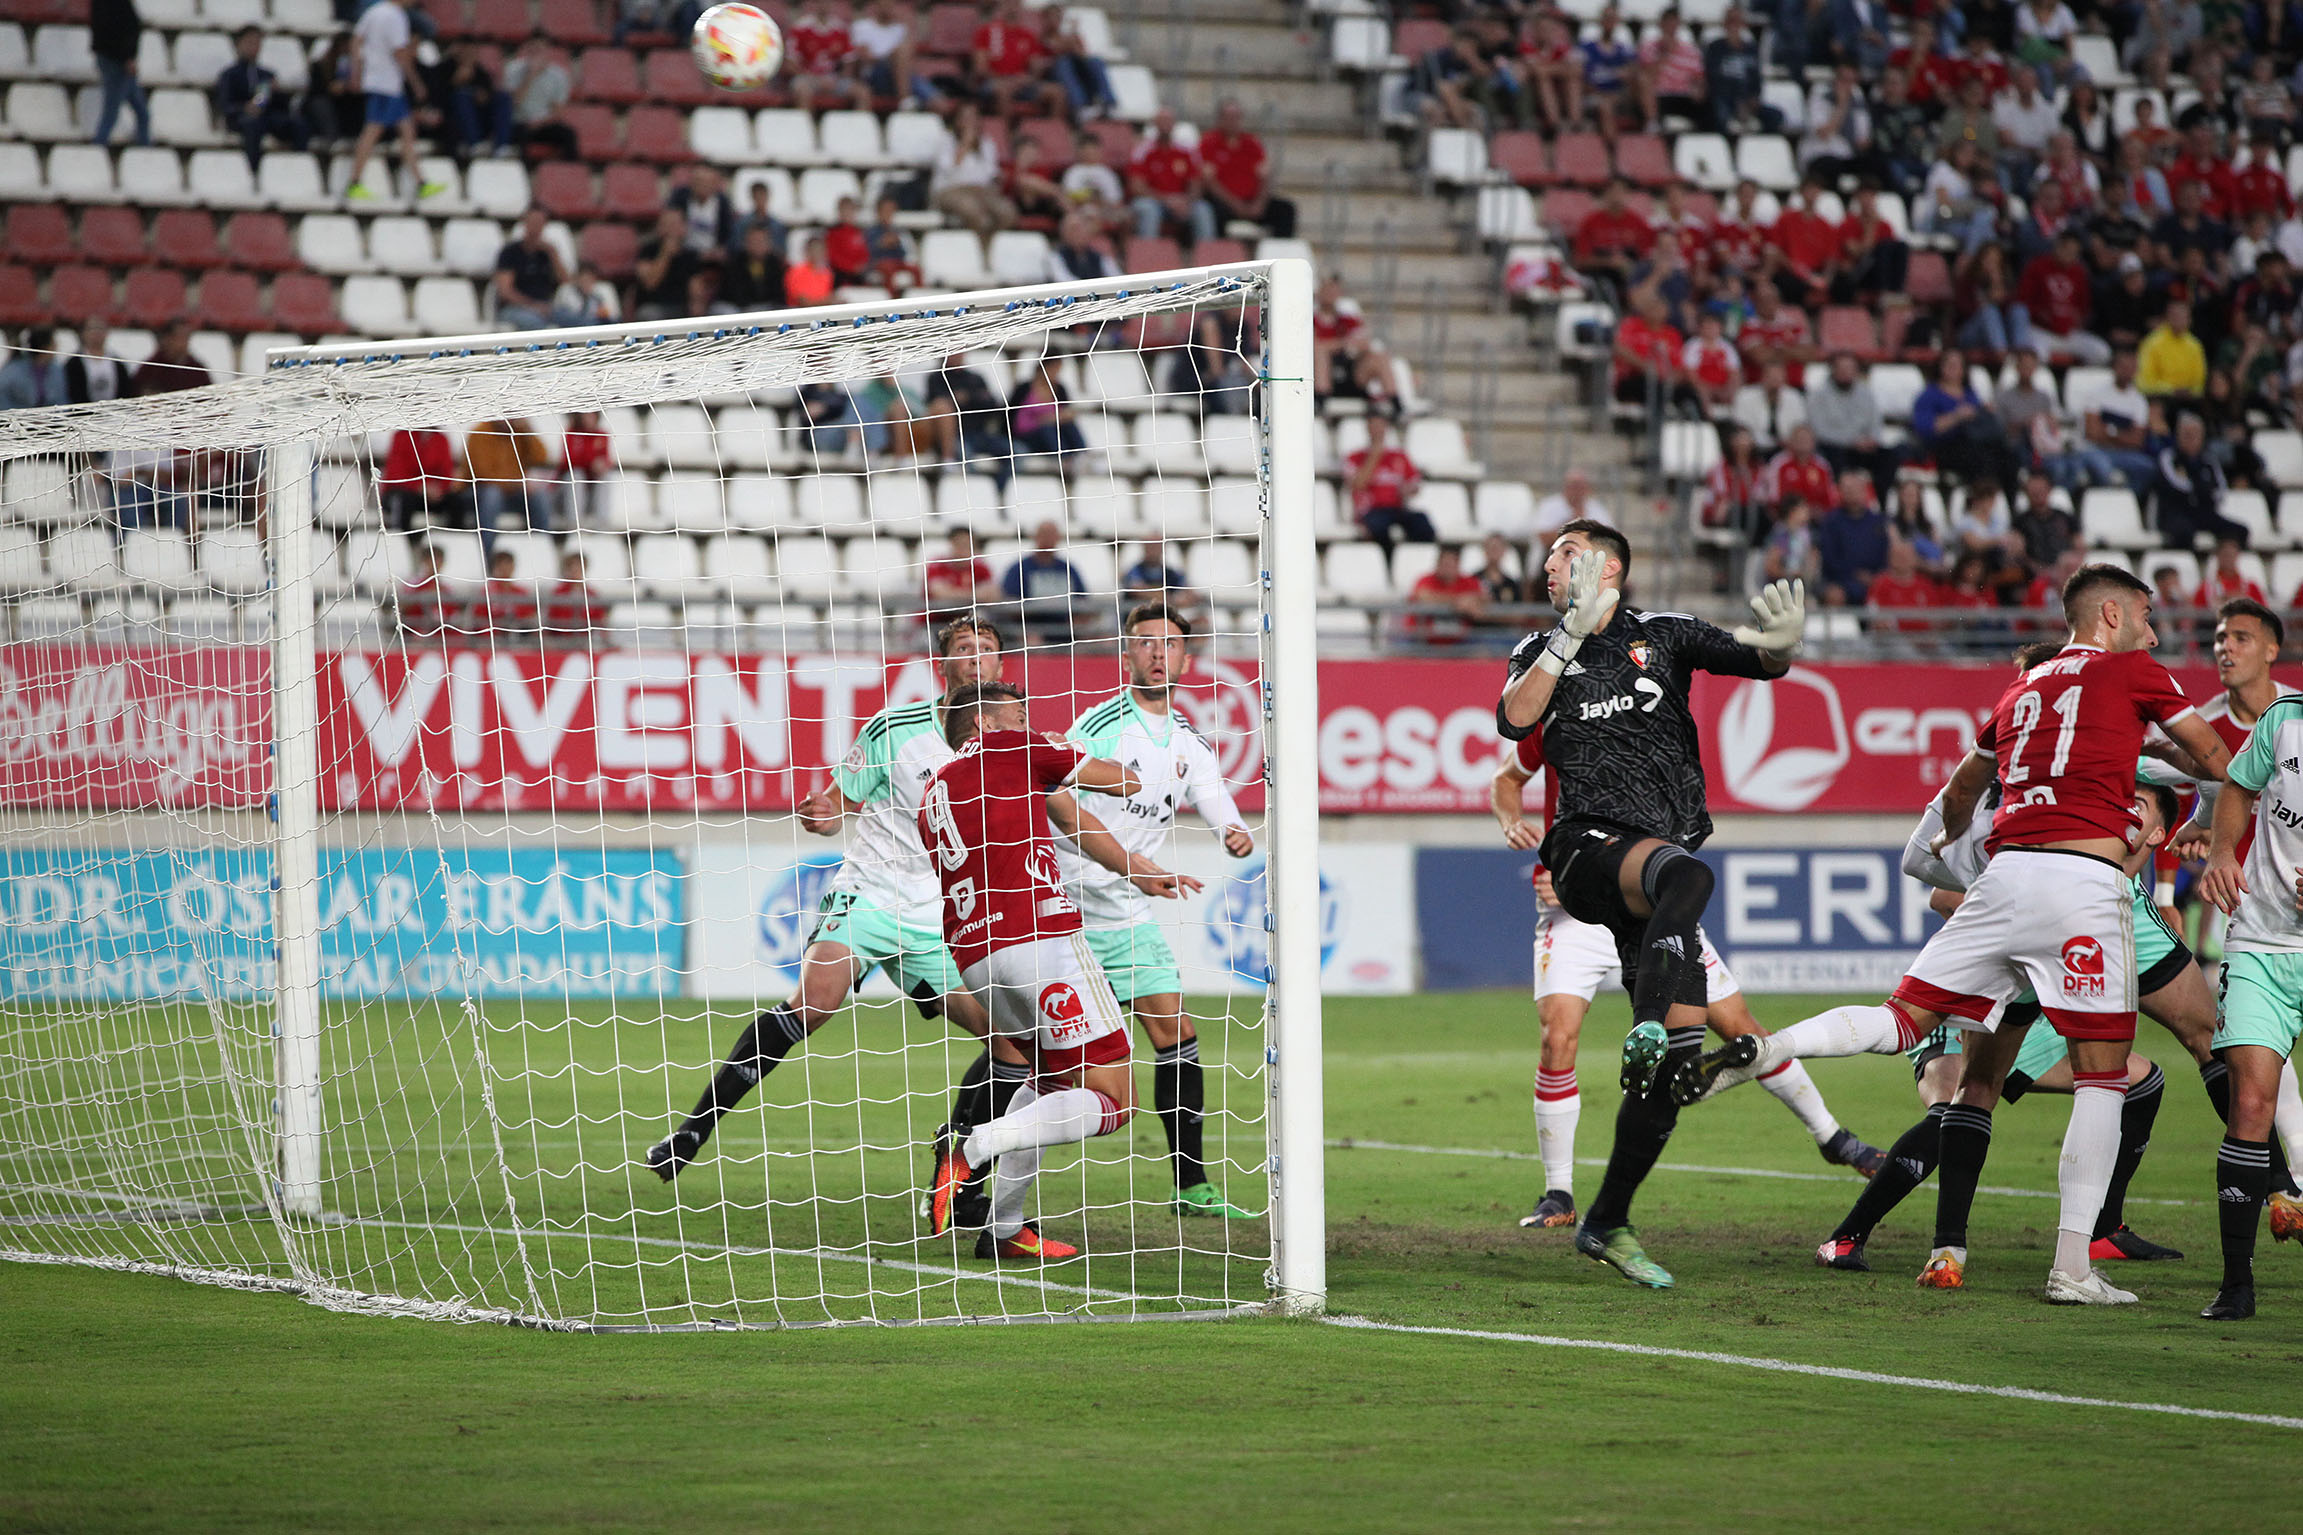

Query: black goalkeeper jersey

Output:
[1496, 604, 1776, 860]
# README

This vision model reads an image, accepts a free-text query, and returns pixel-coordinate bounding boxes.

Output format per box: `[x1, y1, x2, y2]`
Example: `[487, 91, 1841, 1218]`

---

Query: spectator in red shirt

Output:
[1003, 137, 1066, 227]
[1346, 412, 1434, 550]
[2015, 230, 2111, 364]
[1312, 275, 1397, 405]
[2199, 536, 2268, 606]
[397, 540, 451, 642]
[1128, 107, 1214, 245]
[2023, 545, 2084, 612]
[1522, 11, 1583, 136]
[1769, 175, 1844, 306]
[1737, 281, 1815, 385]
[1405, 543, 1488, 644]
[1198, 98, 1296, 237]
[1835, 183, 1908, 303]
[1889, 18, 1960, 107]
[1612, 290, 1690, 415]
[784, 1, 854, 112]
[2165, 122, 2237, 219]
[542, 549, 599, 644]
[1681, 310, 1740, 413]
[1941, 549, 1999, 609]
[381, 427, 472, 532]
[971, 0, 1055, 117]
[1573, 177, 1656, 286]
[1632, 8, 1705, 131]
[481, 547, 536, 635]
[1757, 423, 1840, 517]
[924, 527, 997, 625]
[1867, 536, 1947, 637]
[823, 195, 871, 285]
[2230, 135, 2295, 222]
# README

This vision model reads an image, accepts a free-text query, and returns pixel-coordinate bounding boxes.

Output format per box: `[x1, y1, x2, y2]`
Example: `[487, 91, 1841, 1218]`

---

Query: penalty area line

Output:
[1323, 1316, 2303, 1432]
[1325, 1138, 2190, 1206]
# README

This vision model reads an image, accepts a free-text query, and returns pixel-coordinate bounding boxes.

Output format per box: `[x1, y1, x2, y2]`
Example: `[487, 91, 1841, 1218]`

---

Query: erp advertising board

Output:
[1416, 844, 1947, 994]
[688, 839, 1417, 999]
[0, 847, 683, 1001]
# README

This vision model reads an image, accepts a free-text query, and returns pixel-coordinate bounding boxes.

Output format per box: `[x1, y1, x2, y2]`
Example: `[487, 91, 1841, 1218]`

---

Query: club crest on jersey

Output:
[1627, 642, 1652, 669]
[2060, 936, 2106, 998]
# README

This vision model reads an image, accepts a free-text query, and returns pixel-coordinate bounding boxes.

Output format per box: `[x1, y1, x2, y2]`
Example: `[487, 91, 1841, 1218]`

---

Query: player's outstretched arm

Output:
[1049, 793, 1203, 899]
[1178, 730, 1253, 857]
[2163, 711, 2233, 785]
[1066, 747, 1142, 798]
[1499, 548, 1615, 736]
[2202, 778, 2258, 914]
[1728, 577, 1803, 676]
[796, 785, 862, 835]
[1490, 755, 1540, 851]
[1928, 749, 1996, 855]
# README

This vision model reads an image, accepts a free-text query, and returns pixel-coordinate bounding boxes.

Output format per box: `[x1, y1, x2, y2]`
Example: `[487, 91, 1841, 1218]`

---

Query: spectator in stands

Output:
[861, 195, 917, 288]
[1633, 9, 1706, 131]
[1913, 347, 2019, 487]
[797, 379, 862, 456]
[1768, 180, 1845, 311]
[1918, 141, 2001, 256]
[58, 318, 125, 405]
[1477, 532, 1526, 606]
[2140, 299, 2210, 398]
[0, 328, 57, 411]
[544, 550, 599, 642]
[1002, 521, 1090, 642]
[2157, 412, 2249, 546]
[1406, 544, 1487, 645]
[304, 31, 358, 150]
[1121, 538, 1192, 606]
[1733, 356, 1808, 453]
[1700, 7, 1770, 132]
[1523, 12, 1584, 136]
[555, 261, 620, 326]
[1762, 496, 1821, 586]
[129, 320, 211, 397]
[1871, 67, 1930, 200]
[2074, 346, 2161, 489]
[2153, 178, 2233, 277]
[1572, 178, 1655, 296]
[397, 541, 448, 641]
[90, 0, 150, 148]
[1313, 277, 1395, 405]
[1578, 3, 1637, 142]
[933, 104, 1014, 239]
[785, 0, 855, 112]
[1346, 412, 1434, 551]
[215, 26, 308, 170]
[381, 427, 470, 532]
[1061, 132, 1129, 237]
[1533, 468, 1612, 547]
[1798, 66, 1875, 190]
[1835, 185, 1908, 305]
[1697, 426, 1766, 564]
[1807, 351, 1896, 500]
[1943, 549, 2004, 612]
[1006, 139, 1067, 228]
[1611, 291, 1690, 417]
[1200, 99, 1295, 239]
[634, 211, 704, 322]
[493, 210, 573, 330]
[1130, 109, 1214, 246]
[1995, 344, 2057, 447]
[1991, 64, 2059, 191]
[1951, 479, 2023, 579]
[560, 410, 609, 524]
[348, 0, 441, 203]
[854, 375, 921, 461]
[442, 39, 514, 160]
[1413, 27, 1487, 132]
[1866, 535, 1946, 644]
[2023, 545, 2086, 612]
[1737, 283, 1815, 385]
[1816, 469, 1891, 604]
[774, 232, 831, 303]
[670, 166, 740, 257]
[1826, 0, 1892, 74]
[917, 353, 1013, 481]
[2011, 468, 2076, 566]
[972, 0, 1056, 117]
[714, 222, 788, 312]
[1889, 478, 1947, 569]
[1759, 424, 1840, 525]
[481, 548, 536, 634]
[741, 179, 790, 258]
[1682, 311, 1740, 416]
[2015, 231, 2111, 363]
[501, 38, 576, 161]
[2200, 536, 2268, 604]
[1009, 361, 1087, 466]
[849, 0, 922, 106]
[1167, 311, 1255, 416]
[2150, 561, 2194, 622]
[924, 528, 997, 625]
[1043, 7, 1118, 120]
[465, 418, 553, 531]
[1954, 242, 2032, 355]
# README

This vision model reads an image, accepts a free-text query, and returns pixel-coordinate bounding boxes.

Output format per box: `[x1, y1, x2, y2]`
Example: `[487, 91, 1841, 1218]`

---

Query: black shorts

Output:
[1546, 819, 1707, 1010]
[2138, 938, 2196, 998]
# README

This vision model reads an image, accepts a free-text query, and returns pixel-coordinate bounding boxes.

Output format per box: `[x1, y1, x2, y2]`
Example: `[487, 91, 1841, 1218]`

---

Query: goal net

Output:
[0, 260, 1326, 1330]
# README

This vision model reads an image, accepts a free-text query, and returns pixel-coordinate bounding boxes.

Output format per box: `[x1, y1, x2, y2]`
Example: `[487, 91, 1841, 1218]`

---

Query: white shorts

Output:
[1533, 907, 1738, 1006]
[960, 933, 1130, 1071]
[1894, 847, 2138, 1042]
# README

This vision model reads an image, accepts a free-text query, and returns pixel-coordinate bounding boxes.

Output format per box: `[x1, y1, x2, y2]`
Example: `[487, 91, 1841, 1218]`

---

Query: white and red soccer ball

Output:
[691, 3, 784, 90]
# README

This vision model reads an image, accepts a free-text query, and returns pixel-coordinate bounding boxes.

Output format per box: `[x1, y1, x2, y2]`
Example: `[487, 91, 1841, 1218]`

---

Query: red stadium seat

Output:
[0, 266, 42, 327]
[1084, 119, 1136, 165]
[563, 101, 621, 160]
[469, 0, 530, 43]
[1551, 132, 1610, 187]
[1392, 18, 1449, 57]
[539, 0, 610, 46]
[80, 206, 148, 265]
[534, 161, 604, 220]
[923, 2, 977, 57]
[1684, 190, 1719, 223]
[1614, 134, 1673, 188]
[420, 0, 471, 37]
[271, 272, 342, 335]
[8, 205, 74, 266]
[577, 219, 638, 279]
[602, 162, 664, 220]
[153, 210, 225, 269]
[196, 269, 268, 332]
[643, 47, 717, 107]
[1906, 249, 1952, 307]
[1818, 304, 1880, 360]
[1124, 235, 1181, 274]
[220, 211, 297, 272]
[576, 47, 644, 104]
[50, 265, 113, 325]
[1540, 187, 1594, 237]
[1487, 130, 1550, 188]
[123, 267, 186, 330]
[624, 105, 695, 163]
[1017, 115, 1074, 171]
[1194, 237, 1249, 266]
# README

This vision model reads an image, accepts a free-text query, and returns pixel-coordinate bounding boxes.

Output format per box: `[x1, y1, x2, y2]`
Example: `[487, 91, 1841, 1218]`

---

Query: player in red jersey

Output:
[921, 682, 1197, 1257]
[1678, 563, 2231, 1303]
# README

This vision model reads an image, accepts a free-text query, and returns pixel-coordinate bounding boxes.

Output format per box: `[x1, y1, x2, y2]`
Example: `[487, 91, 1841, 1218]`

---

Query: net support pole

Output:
[268, 439, 324, 1219]
[1261, 257, 1327, 1316]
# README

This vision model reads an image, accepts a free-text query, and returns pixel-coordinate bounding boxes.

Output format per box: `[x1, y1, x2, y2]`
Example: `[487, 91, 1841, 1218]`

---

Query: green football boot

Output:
[1620, 1019, 1669, 1095]
[1173, 1182, 1256, 1219]
[1575, 1223, 1675, 1288]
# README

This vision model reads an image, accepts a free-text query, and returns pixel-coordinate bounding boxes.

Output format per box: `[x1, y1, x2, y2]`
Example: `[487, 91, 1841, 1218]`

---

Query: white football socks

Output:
[1758, 1060, 1841, 1145]
[963, 1086, 1116, 1165]
[1533, 1068, 1580, 1195]
[2054, 1078, 2127, 1275]
[988, 1083, 1041, 1239]
[1759, 1004, 1911, 1069]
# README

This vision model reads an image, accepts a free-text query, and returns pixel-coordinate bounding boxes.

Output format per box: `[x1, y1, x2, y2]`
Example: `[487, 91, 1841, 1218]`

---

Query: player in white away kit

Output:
[648, 620, 1004, 1181]
[1492, 731, 1882, 1230]
[923, 682, 1199, 1258]
[1056, 603, 1256, 1217]
[1682, 564, 2231, 1303]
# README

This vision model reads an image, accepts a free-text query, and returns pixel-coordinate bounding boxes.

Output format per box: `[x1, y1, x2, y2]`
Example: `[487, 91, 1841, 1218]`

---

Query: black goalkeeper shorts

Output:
[1547, 819, 1707, 1010]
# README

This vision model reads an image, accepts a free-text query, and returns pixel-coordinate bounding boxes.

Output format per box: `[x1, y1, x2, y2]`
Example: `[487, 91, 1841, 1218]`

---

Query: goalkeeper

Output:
[1495, 519, 1802, 1289]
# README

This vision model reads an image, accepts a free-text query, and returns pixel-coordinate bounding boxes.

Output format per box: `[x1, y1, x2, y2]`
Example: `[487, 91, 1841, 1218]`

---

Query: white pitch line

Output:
[1325, 1137, 2191, 1206]
[1323, 1316, 2303, 1433]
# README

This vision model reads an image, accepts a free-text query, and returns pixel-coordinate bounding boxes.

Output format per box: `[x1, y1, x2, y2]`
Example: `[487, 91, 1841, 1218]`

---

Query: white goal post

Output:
[0, 259, 1325, 1328]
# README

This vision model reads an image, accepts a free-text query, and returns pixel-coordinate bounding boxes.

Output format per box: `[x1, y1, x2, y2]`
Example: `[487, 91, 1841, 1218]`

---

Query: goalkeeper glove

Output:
[1532, 549, 1620, 676]
[1732, 578, 1805, 657]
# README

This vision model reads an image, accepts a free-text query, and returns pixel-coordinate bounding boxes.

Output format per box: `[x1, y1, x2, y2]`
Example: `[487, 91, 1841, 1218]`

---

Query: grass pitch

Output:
[6, 991, 2301, 1532]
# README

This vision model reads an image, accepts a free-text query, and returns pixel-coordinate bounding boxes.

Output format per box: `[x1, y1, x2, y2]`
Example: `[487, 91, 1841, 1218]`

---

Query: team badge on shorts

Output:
[1038, 982, 1089, 1043]
[2061, 936, 2106, 999]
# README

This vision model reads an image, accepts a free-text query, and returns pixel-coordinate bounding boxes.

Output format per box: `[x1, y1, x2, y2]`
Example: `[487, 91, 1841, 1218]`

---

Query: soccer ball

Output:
[690, 3, 783, 90]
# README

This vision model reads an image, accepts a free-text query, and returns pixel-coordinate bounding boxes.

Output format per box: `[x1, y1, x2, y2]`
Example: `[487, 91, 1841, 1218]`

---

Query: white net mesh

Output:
[0, 265, 1305, 1328]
